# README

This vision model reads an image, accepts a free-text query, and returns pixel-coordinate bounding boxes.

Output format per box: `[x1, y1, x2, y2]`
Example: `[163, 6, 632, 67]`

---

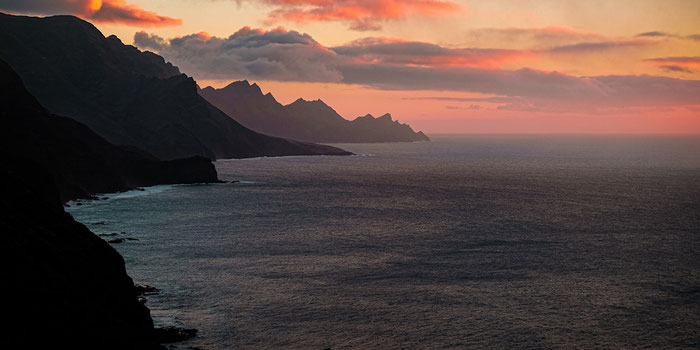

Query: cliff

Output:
[3, 155, 162, 348]
[0, 58, 218, 202]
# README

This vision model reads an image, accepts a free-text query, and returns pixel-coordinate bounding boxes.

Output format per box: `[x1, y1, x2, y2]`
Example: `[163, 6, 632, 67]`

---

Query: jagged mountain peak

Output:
[200, 81, 430, 143]
[222, 80, 264, 96]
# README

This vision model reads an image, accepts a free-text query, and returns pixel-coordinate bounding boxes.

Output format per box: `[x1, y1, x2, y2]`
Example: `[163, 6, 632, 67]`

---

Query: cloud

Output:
[636, 31, 700, 42]
[659, 65, 693, 73]
[636, 31, 672, 38]
[134, 27, 342, 82]
[134, 31, 168, 50]
[134, 28, 700, 113]
[547, 39, 652, 54]
[249, 0, 462, 31]
[331, 37, 535, 69]
[644, 57, 700, 74]
[338, 65, 700, 111]
[403, 96, 521, 104]
[465, 27, 656, 55]
[445, 104, 480, 110]
[464, 26, 605, 48]
[0, 0, 181, 27]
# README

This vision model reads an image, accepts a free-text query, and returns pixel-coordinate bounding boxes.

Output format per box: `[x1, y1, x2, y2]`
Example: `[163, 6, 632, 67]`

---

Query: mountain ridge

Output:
[200, 80, 431, 143]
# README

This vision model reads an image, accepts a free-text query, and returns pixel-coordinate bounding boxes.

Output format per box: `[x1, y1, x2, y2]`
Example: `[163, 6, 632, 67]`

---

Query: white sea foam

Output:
[66, 185, 176, 207]
[105, 185, 175, 200]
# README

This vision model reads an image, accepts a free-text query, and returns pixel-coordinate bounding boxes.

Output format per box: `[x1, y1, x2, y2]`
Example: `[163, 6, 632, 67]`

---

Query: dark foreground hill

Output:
[200, 81, 430, 143]
[2, 58, 214, 347]
[0, 59, 218, 202]
[0, 12, 350, 160]
[3, 156, 162, 348]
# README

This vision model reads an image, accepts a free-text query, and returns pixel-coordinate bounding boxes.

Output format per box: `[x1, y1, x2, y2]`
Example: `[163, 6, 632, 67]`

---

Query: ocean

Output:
[67, 135, 700, 349]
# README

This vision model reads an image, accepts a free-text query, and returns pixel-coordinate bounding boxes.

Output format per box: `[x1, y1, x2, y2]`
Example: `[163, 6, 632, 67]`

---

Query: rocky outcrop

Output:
[200, 80, 430, 143]
[0, 12, 350, 160]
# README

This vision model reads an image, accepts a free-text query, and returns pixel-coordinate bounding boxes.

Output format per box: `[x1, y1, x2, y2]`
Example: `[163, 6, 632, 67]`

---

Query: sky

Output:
[2, 0, 700, 134]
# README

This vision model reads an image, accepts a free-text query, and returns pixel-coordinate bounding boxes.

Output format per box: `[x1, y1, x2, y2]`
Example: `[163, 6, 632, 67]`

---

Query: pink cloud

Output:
[256, 0, 462, 31]
[0, 0, 182, 27]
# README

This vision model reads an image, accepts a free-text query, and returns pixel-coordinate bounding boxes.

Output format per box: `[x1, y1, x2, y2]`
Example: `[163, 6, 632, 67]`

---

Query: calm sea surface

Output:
[67, 135, 700, 349]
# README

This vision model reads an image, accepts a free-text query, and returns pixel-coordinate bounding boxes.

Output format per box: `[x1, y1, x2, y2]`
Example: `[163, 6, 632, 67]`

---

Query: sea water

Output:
[67, 135, 700, 349]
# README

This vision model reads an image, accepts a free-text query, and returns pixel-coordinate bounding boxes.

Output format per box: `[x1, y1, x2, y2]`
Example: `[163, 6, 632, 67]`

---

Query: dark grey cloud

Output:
[331, 38, 529, 67]
[636, 31, 672, 38]
[134, 27, 342, 82]
[134, 31, 168, 51]
[338, 64, 599, 99]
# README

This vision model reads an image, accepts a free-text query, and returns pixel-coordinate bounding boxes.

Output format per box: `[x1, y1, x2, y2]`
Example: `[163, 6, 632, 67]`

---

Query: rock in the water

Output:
[99, 233, 120, 237]
[135, 284, 160, 296]
[152, 327, 198, 344]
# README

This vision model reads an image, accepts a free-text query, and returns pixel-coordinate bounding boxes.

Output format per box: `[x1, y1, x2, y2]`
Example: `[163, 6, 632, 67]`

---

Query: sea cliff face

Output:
[3, 156, 159, 348]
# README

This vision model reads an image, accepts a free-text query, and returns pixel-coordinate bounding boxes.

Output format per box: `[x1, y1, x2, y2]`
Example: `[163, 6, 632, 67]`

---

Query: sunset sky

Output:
[3, 0, 700, 133]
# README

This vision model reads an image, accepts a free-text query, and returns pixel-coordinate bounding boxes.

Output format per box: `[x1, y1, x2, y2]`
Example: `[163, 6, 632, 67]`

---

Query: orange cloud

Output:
[90, 0, 182, 27]
[258, 0, 462, 30]
[0, 0, 181, 27]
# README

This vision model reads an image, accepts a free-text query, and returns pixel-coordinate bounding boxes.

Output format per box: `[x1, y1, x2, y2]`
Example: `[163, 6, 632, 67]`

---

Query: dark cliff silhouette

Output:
[2, 59, 210, 347]
[3, 156, 162, 348]
[200, 81, 430, 143]
[0, 59, 218, 202]
[0, 12, 350, 160]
